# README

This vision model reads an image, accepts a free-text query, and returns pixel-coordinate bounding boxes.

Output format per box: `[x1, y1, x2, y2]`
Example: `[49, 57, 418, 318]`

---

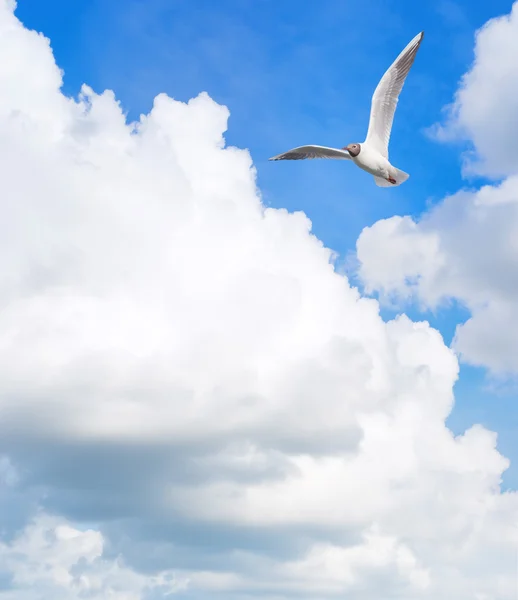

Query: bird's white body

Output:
[352, 143, 390, 177]
[269, 31, 423, 188]
[350, 144, 410, 187]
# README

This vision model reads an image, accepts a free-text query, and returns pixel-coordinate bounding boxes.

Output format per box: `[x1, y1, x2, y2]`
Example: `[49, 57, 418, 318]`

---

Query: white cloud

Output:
[0, 514, 188, 599]
[0, 1, 516, 599]
[357, 153, 518, 374]
[432, 2, 518, 177]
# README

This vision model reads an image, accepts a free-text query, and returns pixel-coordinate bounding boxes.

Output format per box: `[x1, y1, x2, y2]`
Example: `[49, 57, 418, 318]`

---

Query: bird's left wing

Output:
[365, 31, 424, 159]
[269, 145, 351, 161]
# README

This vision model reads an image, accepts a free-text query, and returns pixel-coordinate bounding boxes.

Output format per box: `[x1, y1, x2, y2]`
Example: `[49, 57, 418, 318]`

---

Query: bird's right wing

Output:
[269, 145, 351, 161]
[365, 31, 424, 159]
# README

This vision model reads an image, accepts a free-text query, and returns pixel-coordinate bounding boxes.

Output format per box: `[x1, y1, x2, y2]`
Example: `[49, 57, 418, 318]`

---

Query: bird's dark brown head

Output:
[344, 143, 361, 157]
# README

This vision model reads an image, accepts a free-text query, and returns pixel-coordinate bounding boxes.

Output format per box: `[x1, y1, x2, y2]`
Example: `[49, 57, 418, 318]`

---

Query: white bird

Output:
[269, 31, 424, 188]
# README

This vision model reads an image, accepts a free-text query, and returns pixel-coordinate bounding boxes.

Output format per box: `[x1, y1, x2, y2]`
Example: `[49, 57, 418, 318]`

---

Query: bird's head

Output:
[343, 143, 361, 157]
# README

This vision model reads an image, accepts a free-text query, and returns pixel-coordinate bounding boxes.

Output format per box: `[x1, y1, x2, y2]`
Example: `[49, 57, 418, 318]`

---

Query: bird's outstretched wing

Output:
[269, 145, 351, 161]
[365, 31, 424, 159]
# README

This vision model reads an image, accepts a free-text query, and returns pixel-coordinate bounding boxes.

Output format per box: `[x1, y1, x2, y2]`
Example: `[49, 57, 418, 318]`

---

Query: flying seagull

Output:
[269, 31, 424, 188]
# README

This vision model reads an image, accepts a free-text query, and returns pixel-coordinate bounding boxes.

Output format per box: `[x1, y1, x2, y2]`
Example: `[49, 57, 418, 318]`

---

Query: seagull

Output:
[269, 31, 424, 188]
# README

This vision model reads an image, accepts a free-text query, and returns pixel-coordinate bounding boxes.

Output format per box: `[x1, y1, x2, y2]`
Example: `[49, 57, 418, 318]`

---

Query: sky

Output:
[14, 0, 518, 480]
[1, 0, 518, 598]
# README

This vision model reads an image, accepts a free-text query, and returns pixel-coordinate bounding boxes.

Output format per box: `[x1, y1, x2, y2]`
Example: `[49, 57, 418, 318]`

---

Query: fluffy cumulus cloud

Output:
[0, 1, 517, 599]
[432, 2, 518, 177]
[357, 1, 518, 376]
[0, 511, 187, 599]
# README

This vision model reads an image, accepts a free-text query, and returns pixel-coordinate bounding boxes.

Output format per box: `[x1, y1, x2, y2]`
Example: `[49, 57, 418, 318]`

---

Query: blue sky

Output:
[14, 0, 517, 489]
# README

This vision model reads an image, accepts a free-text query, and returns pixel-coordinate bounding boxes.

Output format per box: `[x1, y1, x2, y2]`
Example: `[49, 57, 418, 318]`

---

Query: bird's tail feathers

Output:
[392, 167, 410, 185]
[374, 176, 392, 187]
[373, 167, 410, 188]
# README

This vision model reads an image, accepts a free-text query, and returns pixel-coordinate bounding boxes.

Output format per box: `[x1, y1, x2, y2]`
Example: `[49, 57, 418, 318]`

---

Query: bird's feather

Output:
[365, 31, 424, 159]
[269, 145, 351, 161]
